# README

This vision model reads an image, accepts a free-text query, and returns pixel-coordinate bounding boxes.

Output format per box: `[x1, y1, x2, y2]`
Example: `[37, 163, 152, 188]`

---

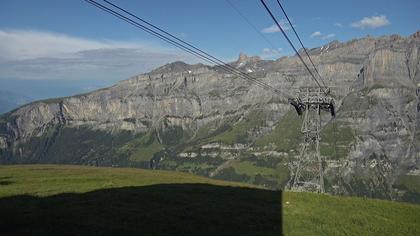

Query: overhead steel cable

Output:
[99, 0, 286, 96]
[85, 0, 291, 99]
[275, 0, 327, 88]
[259, 0, 327, 94]
[85, 0, 290, 98]
[225, 0, 280, 54]
[99, 0, 291, 95]
[84, 1, 219, 71]
[85, 0, 276, 94]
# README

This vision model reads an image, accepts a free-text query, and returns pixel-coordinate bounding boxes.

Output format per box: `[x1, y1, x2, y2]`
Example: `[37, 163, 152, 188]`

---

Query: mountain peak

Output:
[150, 61, 208, 74]
[236, 53, 261, 65]
[410, 30, 420, 39]
[237, 53, 248, 63]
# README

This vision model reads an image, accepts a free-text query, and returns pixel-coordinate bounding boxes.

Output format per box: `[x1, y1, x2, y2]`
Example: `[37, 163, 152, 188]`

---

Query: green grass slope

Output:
[283, 192, 420, 236]
[0, 165, 419, 236]
[0, 165, 278, 236]
[0, 164, 254, 198]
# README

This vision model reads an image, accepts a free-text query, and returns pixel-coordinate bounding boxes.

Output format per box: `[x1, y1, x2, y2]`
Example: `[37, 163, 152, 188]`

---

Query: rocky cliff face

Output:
[1, 32, 419, 203]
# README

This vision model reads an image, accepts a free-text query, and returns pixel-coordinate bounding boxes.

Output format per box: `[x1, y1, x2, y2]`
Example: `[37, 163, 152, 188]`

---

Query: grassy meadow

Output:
[0, 165, 419, 235]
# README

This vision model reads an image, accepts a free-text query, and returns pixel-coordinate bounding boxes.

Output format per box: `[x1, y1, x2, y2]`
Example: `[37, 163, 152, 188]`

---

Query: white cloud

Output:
[262, 25, 281, 33]
[261, 48, 282, 59]
[262, 20, 291, 33]
[334, 23, 343, 28]
[0, 29, 169, 60]
[310, 31, 322, 38]
[322, 33, 335, 40]
[310, 31, 335, 40]
[350, 15, 390, 29]
[177, 32, 187, 38]
[0, 29, 198, 80]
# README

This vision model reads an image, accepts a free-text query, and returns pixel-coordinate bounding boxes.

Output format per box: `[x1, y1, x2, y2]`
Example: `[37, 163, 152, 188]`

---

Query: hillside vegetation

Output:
[0, 165, 419, 235]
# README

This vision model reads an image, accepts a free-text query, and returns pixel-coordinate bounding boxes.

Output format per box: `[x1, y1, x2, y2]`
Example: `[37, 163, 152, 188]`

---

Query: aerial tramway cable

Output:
[87, 0, 271, 92]
[274, 0, 327, 88]
[85, 0, 293, 99]
[225, 0, 280, 54]
[259, 0, 327, 94]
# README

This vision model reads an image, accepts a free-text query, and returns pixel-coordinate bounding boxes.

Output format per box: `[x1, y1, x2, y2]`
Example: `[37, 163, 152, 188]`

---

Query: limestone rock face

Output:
[0, 32, 419, 201]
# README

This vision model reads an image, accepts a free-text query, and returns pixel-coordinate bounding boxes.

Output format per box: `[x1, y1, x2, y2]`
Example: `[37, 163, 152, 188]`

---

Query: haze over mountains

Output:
[0, 78, 118, 114]
[0, 32, 419, 203]
[0, 90, 31, 114]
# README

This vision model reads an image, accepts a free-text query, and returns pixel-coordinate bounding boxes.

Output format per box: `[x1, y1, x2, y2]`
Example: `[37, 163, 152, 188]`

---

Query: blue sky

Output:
[0, 0, 419, 98]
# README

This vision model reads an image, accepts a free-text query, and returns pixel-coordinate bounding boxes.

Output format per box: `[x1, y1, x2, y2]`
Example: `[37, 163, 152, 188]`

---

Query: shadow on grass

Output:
[0, 184, 282, 235]
[0, 180, 12, 186]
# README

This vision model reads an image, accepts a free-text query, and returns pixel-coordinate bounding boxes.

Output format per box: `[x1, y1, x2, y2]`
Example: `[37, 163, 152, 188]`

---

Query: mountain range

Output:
[0, 31, 419, 203]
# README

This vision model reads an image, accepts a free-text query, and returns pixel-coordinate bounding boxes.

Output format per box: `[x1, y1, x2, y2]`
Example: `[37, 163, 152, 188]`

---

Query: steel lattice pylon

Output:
[287, 87, 335, 193]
